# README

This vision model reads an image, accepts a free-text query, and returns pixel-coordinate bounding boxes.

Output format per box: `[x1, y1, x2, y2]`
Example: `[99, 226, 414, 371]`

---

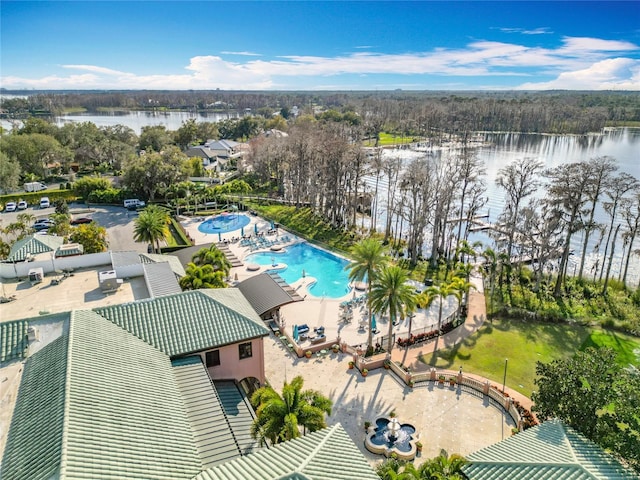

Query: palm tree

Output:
[250, 375, 332, 446]
[133, 205, 170, 253]
[427, 277, 469, 333]
[419, 449, 467, 479]
[191, 245, 231, 278]
[179, 263, 226, 290]
[369, 265, 417, 352]
[345, 238, 388, 353]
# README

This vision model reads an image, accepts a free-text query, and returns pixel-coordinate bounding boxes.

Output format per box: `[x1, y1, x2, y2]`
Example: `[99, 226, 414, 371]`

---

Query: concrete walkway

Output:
[389, 271, 535, 413]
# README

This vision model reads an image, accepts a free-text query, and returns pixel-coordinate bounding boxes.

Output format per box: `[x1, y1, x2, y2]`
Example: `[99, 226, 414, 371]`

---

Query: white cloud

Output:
[219, 51, 262, 56]
[61, 65, 130, 75]
[497, 27, 552, 35]
[516, 58, 640, 90]
[2, 36, 638, 90]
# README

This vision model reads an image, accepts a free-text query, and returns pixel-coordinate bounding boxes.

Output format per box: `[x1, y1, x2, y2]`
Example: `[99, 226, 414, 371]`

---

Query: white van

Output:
[40, 197, 50, 209]
[124, 199, 145, 210]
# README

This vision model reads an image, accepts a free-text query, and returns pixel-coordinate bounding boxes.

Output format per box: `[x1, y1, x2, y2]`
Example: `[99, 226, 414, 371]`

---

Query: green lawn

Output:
[418, 319, 640, 397]
[363, 132, 422, 147]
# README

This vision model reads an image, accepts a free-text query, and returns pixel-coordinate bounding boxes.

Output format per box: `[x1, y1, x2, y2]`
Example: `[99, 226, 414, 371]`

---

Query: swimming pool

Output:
[198, 213, 251, 234]
[245, 242, 351, 298]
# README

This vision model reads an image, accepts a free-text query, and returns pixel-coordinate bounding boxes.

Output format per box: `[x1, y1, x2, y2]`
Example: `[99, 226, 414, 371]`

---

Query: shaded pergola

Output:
[237, 272, 302, 319]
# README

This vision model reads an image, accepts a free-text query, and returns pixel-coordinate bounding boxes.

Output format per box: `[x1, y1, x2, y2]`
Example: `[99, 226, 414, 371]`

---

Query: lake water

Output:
[54, 110, 240, 134]
[1, 110, 240, 134]
[373, 128, 640, 285]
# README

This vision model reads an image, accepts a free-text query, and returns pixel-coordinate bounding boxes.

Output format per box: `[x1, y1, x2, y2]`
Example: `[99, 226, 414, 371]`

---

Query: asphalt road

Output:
[1, 203, 147, 254]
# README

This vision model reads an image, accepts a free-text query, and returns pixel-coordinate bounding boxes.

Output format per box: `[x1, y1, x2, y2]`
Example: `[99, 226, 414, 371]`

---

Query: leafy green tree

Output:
[121, 147, 190, 200]
[369, 265, 417, 352]
[48, 213, 72, 237]
[250, 376, 332, 446]
[179, 263, 226, 290]
[420, 449, 467, 479]
[175, 118, 199, 150]
[54, 198, 69, 215]
[346, 238, 388, 353]
[69, 222, 108, 253]
[0, 132, 70, 178]
[17, 117, 58, 136]
[191, 245, 231, 278]
[133, 205, 170, 253]
[532, 347, 640, 473]
[138, 125, 173, 152]
[72, 176, 112, 200]
[0, 151, 21, 193]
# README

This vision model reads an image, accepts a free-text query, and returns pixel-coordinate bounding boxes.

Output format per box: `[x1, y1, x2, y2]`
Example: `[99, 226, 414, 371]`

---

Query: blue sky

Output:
[1, 1, 639, 90]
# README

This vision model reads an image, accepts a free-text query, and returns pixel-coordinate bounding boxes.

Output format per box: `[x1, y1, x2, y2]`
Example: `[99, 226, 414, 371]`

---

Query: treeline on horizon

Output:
[2, 89, 639, 135]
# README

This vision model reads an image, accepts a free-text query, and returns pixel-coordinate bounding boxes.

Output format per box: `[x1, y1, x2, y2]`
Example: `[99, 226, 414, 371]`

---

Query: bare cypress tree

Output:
[495, 157, 543, 261]
[577, 156, 617, 280]
[620, 189, 640, 286]
[543, 162, 593, 297]
[598, 172, 639, 282]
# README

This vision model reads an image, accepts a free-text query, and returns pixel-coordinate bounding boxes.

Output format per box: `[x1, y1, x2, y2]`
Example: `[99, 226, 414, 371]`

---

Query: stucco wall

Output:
[203, 337, 265, 384]
[1, 252, 112, 279]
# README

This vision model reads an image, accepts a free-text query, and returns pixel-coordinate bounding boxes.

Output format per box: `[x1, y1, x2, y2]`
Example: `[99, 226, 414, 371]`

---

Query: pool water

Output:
[245, 242, 351, 298]
[198, 213, 250, 234]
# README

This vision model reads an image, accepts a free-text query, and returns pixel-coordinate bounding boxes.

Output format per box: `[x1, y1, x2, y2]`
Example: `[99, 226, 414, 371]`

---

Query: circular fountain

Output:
[365, 417, 419, 460]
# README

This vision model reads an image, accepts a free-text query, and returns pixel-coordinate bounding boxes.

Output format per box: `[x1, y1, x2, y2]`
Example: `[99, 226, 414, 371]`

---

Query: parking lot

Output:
[0, 203, 148, 254]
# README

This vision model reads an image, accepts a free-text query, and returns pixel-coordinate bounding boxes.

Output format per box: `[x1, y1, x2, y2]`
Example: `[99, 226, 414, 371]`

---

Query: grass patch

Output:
[580, 328, 640, 367]
[62, 107, 87, 114]
[363, 132, 424, 147]
[242, 204, 360, 254]
[419, 318, 591, 397]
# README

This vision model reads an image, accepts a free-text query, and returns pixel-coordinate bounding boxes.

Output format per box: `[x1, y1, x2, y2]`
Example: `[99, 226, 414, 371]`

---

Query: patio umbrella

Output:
[254, 224, 259, 234]
[241, 226, 244, 236]
[293, 325, 299, 342]
[270, 220, 275, 229]
[371, 315, 377, 332]
[218, 232, 222, 242]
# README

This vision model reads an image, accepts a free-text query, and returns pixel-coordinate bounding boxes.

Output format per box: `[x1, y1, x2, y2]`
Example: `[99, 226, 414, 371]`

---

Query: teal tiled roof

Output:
[0, 319, 29, 362]
[194, 424, 380, 480]
[95, 289, 269, 357]
[464, 419, 638, 480]
[213, 381, 261, 455]
[172, 356, 243, 467]
[2, 310, 203, 480]
[1, 335, 68, 480]
[6, 234, 64, 262]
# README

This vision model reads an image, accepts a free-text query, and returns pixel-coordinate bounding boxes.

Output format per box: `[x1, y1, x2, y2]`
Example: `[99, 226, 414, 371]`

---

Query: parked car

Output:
[124, 198, 145, 210]
[33, 219, 54, 231]
[17, 200, 28, 210]
[70, 217, 93, 225]
[4, 202, 17, 212]
[39, 197, 50, 209]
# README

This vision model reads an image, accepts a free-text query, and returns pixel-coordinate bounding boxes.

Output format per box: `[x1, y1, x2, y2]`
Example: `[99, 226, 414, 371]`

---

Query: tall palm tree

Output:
[179, 263, 226, 290]
[191, 245, 231, 278]
[369, 265, 417, 352]
[427, 277, 469, 333]
[133, 205, 170, 253]
[345, 238, 388, 353]
[250, 375, 332, 446]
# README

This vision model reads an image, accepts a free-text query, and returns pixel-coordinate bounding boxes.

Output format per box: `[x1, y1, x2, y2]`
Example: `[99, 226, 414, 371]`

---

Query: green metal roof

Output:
[464, 419, 638, 480]
[172, 356, 243, 467]
[95, 289, 269, 357]
[213, 381, 262, 455]
[6, 234, 64, 262]
[60, 310, 202, 479]
[1, 310, 203, 480]
[1, 335, 69, 480]
[193, 424, 380, 480]
[0, 319, 29, 362]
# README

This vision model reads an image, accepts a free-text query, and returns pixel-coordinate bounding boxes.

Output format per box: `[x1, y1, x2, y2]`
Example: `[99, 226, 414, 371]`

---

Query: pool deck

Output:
[181, 214, 459, 349]
[180, 213, 536, 463]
